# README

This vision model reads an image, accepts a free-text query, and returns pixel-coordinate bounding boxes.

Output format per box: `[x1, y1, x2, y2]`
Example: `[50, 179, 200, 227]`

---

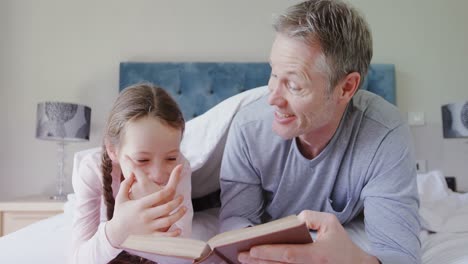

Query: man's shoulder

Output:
[232, 94, 273, 127]
[228, 94, 284, 147]
[353, 90, 404, 130]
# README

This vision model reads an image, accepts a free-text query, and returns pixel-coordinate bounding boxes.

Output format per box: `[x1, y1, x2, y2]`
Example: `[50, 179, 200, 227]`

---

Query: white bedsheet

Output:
[421, 231, 468, 264]
[0, 213, 72, 263]
[0, 205, 219, 264]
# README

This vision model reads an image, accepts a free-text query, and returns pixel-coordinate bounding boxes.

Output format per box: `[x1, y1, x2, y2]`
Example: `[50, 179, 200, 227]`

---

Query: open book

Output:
[121, 215, 312, 264]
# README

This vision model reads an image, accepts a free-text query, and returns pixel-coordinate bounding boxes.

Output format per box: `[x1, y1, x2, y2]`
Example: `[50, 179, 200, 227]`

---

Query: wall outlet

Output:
[415, 160, 427, 173]
[408, 112, 425, 126]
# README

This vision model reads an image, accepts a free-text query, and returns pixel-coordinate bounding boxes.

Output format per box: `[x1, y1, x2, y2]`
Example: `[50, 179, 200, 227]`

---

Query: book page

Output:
[122, 235, 211, 260]
[194, 250, 230, 264]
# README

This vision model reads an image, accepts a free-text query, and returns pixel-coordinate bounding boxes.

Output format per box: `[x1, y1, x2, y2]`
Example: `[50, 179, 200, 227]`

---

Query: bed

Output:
[1, 62, 467, 264]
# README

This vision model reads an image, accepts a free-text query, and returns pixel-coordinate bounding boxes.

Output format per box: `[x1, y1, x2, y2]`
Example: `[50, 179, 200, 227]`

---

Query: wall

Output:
[1, 0, 467, 200]
[358, 0, 468, 190]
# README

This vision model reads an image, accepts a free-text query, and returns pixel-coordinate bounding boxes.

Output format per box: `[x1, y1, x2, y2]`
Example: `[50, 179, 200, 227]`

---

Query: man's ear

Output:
[104, 138, 119, 163]
[337, 72, 361, 102]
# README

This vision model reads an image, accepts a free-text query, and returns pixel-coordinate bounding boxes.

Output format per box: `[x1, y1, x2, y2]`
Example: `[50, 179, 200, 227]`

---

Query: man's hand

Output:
[238, 210, 380, 264]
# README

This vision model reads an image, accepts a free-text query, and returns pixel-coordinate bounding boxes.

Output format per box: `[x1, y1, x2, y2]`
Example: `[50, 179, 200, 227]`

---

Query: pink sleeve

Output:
[69, 151, 122, 264]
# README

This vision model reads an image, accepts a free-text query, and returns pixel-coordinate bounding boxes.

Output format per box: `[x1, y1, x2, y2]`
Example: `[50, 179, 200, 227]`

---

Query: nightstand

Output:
[0, 195, 65, 237]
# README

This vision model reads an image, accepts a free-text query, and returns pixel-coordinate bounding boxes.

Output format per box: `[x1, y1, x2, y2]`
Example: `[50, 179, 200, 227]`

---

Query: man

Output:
[219, 0, 421, 263]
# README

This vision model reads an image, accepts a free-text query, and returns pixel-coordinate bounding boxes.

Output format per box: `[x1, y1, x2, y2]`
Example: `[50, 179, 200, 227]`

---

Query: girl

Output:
[70, 84, 193, 264]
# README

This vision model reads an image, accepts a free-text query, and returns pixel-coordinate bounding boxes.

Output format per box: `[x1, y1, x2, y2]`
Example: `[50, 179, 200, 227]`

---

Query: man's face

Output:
[268, 33, 342, 141]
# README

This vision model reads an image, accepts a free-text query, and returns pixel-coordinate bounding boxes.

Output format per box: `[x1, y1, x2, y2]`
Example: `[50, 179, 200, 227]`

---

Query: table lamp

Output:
[36, 102, 91, 200]
[441, 101, 468, 138]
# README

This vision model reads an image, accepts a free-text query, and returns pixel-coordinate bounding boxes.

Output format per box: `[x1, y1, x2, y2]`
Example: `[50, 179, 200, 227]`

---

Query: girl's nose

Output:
[147, 165, 161, 182]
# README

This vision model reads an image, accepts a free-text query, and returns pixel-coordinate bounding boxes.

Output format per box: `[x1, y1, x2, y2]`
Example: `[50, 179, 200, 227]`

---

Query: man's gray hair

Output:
[273, 0, 373, 91]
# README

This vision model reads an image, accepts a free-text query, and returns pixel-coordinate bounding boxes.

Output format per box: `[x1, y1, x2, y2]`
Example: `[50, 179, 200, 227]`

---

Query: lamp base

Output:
[52, 141, 68, 202]
[50, 194, 68, 201]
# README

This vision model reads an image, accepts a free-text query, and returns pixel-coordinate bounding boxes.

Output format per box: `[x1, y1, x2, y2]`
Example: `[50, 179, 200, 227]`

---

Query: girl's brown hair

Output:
[101, 83, 184, 264]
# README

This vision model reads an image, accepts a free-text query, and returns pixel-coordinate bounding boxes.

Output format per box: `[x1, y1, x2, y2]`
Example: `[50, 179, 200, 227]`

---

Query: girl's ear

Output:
[104, 138, 119, 163]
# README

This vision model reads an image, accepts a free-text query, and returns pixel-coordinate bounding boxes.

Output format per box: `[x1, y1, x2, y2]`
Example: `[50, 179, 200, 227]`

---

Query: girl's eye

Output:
[136, 159, 149, 163]
[167, 157, 177, 161]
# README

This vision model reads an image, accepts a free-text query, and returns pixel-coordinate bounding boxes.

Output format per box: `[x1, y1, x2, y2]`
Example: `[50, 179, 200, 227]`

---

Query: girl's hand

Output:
[121, 157, 163, 200]
[105, 165, 186, 247]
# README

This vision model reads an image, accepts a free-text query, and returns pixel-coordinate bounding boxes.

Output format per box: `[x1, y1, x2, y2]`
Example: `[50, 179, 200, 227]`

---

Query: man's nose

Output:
[268, 83, 286, 107]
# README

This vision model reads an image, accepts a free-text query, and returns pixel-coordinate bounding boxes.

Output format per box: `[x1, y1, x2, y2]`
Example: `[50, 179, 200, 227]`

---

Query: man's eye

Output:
[287, 81, 301, 93]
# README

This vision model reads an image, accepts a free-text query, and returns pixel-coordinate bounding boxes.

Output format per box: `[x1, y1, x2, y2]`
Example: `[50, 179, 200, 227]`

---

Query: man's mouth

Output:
[276, 111, 294, 118]
[275, 111, 294, 118]
[274, 111, 296, 125]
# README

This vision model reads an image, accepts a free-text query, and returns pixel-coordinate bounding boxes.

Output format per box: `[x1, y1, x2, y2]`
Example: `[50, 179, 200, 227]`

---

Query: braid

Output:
[102, 148, 155, 264]
[101, 146, 116, 220]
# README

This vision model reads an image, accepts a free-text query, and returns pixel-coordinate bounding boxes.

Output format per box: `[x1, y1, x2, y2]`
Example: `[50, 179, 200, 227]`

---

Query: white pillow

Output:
[181, 86, 269, 198]
[417, 170, 468, 233]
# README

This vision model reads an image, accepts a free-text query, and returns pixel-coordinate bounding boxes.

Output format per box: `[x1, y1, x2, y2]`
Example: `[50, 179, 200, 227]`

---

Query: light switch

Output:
[408, 111, 425, 126]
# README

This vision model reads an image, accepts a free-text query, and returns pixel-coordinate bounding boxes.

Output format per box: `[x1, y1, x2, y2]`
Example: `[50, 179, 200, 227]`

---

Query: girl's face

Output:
[116, 116, 182, 186]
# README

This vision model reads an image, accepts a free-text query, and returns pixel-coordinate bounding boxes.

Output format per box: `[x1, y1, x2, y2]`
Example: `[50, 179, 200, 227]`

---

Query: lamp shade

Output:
[36, 102, 91, 142]
[441, 101, 468, 138]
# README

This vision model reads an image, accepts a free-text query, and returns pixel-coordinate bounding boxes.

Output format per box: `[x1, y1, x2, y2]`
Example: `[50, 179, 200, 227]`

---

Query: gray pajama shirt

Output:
[219, 90, 421, 264]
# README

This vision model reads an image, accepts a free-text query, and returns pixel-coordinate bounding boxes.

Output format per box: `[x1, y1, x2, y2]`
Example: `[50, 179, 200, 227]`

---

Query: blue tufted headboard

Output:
[119, 62, 395, 120]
